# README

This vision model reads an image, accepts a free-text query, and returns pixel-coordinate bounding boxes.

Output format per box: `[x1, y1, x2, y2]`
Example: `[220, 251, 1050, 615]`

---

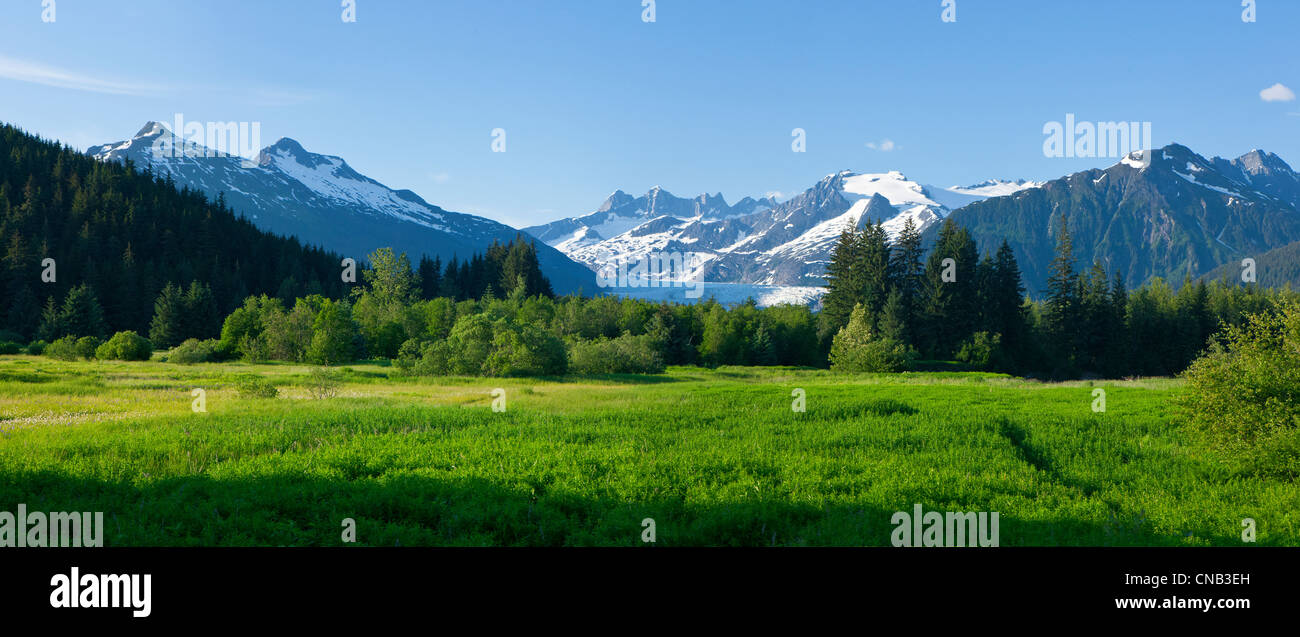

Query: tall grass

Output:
[0, 356, 1293, 546]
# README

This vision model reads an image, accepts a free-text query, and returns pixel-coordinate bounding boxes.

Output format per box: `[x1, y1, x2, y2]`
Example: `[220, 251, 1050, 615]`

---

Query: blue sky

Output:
[1, 0, 1296, 227]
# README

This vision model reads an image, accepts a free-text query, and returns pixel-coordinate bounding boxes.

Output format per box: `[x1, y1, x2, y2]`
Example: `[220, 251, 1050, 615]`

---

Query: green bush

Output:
[94, 331, 154, 361]
[44, 336, 79, 361]
[0, 341, 21, 355]
[74, 336, 102, 360]
[568, 334, 665, 375]
[485, 325, 567, 376]
[393, 338, 423, 375]
[234, 374, 279, 399]
[829, 305, 917, 373]
[1180, 301, 1300, 477]
[955, 332, 1009, 371]
[25, 340, 48, 356]
[168, 339, 222, 364]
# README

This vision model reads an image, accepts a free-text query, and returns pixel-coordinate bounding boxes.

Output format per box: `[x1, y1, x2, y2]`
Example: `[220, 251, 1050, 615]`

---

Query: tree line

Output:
[820, 215, 1297, 377]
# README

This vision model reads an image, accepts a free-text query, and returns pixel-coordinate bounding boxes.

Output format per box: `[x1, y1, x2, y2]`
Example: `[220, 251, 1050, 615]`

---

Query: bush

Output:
[306, 367, 343, 399]
[955, 332, 1009, 371]
[485, 325, 567, 376]
[169, 339, 222, 364]
[393, 338, 423, 375]
[74, 336, 102, 360]
[829, 305, 917, 373]
[25, 340, 47, 356]
[95, 331, 154, 361]
[0, 341, 21, 355]
[0, 330, 24, 346]
[568, 334, 665, 375]
[44, 336, 79, 361]
[234, 374, 279, 399]
[1179, 301, 1300, 476]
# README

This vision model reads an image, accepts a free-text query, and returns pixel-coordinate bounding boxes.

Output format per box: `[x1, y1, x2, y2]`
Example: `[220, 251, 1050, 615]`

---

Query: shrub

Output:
[234, 374, 279, 399]
[95, 331, 154, 361]
[0, 342, 21, 355]
[169, 339, 222, 364]
[485, 325, 567, 376]
[1179, 301, 1300, 477]
[568, 334, 665, 375]
[44, 336, 79, 361]
[829, 305, 916, 373]
[25, 340, 47, 356]
[74, 336, 103, 360]
[955, 332, 1009, 371]
[306, 367, 343, 399]
[393, 338, 423, 375]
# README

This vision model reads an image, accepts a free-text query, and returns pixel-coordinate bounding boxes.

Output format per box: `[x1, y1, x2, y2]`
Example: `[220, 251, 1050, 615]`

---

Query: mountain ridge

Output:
[88, 122, 597, 295]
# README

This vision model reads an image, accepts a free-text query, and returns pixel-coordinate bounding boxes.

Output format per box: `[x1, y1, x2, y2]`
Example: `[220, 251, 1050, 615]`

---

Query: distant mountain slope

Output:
[1204, 239, 1300, 288]
[527, 173, 1038, 286]
[89, 123, 596, 295]
[929, 144, 1300, 294]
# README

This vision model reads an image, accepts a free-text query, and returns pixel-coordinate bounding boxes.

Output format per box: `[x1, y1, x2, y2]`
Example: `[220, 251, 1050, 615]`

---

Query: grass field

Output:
[1, 355, 1294, 546]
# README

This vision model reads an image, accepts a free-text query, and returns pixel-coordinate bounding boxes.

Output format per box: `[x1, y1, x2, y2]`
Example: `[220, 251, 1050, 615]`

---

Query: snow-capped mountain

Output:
[526, 172, 1039, 286]
[88, 122, 597, 294]
[931, 144, 1300, 291]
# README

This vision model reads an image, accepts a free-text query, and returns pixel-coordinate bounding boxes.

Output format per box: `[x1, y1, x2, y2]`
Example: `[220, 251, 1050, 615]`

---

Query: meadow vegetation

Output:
[1, 356, 1294, 547]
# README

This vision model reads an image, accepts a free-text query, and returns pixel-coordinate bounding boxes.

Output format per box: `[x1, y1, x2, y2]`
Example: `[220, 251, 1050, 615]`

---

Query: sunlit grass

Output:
[0, 355, 1293, 547]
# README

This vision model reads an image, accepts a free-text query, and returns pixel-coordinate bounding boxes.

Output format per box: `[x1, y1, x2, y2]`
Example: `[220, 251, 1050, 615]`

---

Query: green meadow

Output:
[0, 355, 1293, 546]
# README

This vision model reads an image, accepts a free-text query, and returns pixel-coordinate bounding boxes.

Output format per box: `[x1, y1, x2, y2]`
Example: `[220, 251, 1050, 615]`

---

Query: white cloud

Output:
[431, 172, 451, 184]
[0, 55, 163, 96]
[1260, 83, 1296, 102]
[866, 139, 897, 152]
[764, 191, 783, 201]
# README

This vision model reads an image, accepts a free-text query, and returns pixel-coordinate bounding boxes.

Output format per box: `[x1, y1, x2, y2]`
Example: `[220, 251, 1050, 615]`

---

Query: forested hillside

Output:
[0, 123, 348, 341]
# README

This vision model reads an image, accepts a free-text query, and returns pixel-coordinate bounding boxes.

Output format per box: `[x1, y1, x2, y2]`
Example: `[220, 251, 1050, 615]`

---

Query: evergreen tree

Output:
[59, 284, 107, 338]
[888, 216, 925, 346]
[918, 219, 978, 358]
[818, 225, 863, 343]
[418, 255, 442, 300]
[1043, 213, 1080, 371]
[149, 283, 187, 348]
[36, 296, 64, 342]
[877, 289, 908, 343]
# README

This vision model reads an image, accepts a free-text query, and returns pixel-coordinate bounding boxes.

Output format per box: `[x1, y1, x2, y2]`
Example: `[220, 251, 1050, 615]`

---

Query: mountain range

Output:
[527, 144, 1300, 294]
[930, 145, 1300, 292]
[523, 174, 1040, 286]
[87, 123, 1300, 299]
[88, 123, 597, 294]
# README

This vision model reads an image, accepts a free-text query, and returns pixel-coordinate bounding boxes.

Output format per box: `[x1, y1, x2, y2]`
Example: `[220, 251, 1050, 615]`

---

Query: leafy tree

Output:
[830, 304, 916, 372]
[1180, 301, 1300, 476]
[306, 299, 359, 365]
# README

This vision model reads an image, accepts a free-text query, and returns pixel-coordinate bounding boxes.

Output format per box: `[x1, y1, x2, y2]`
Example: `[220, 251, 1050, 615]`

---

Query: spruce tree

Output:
[1044, 213, 1081, 371]
[149, 283, 187, 348]
[819, 225, 863, 343]
[59, 284, 108, 338]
